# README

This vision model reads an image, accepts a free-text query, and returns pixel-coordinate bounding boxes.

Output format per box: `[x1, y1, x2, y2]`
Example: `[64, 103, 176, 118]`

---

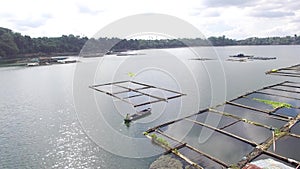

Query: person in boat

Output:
[125, 113, 130, 120]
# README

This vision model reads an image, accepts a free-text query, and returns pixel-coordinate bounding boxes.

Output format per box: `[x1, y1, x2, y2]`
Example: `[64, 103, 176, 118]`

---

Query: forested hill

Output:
[1, 27, 300, 59]
[0, 27, 88, 58]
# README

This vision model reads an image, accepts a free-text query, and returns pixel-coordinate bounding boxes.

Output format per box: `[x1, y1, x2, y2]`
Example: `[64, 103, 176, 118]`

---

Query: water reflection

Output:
[215, 104, 287, 128]
[268, 135, 300, 162]
[163, 120, 254, 165]
[223, 121, 271, 144]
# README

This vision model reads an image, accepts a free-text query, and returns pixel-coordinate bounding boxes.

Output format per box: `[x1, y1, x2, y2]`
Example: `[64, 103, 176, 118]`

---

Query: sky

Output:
[0, 0, 300, 39]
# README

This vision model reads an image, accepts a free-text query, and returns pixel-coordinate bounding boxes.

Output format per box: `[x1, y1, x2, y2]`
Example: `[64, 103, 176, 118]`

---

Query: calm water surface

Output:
[0, 46, 299, 168]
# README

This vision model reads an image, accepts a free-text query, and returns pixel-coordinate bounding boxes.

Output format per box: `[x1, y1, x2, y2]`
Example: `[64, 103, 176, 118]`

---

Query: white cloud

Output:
[200, 0, 256, 8]
[252, 10, 294, 18]
[0, 0, 299, 39]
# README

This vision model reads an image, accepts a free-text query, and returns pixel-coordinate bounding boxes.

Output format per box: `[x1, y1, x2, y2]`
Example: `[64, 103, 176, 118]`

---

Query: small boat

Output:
[57, 58, 77, 64]
[124, 108, 151, 123]
[229, 53, 253, 58]
[27, 62, 39, 66]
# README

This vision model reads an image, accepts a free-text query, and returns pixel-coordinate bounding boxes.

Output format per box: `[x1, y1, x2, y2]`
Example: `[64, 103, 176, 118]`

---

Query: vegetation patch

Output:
[273, 128, 287, 137]
[252, 98, 292, 109]
[150, 133, 158, 139]
[173, 148, 179, 155]
[149, 133, 170, 147]
[156, 137, 170, 147]
[274, 128, 281, 136]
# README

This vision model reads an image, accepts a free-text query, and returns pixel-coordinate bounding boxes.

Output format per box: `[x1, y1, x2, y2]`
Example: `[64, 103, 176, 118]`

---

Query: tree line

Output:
[1, 27, 300, 59]
[0, 27, 88, 59]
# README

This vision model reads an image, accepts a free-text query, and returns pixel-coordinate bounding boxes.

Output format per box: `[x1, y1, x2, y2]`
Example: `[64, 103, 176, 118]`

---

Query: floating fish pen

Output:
[189, 58, 215, 61]
[227, 54, 276, 62]
[144, 81, 300, 168]
[89, 80, 186, 122]
[266, 64, 300, 77]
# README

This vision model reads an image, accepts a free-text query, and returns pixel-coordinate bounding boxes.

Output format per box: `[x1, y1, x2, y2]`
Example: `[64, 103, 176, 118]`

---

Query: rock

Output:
[149, 155, 183, 169]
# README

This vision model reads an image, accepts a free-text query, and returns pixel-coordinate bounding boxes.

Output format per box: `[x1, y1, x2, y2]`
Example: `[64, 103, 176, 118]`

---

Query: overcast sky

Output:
[1, 0, 299, 39]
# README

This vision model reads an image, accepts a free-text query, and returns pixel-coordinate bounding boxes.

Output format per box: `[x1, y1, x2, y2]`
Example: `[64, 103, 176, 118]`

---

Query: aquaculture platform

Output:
[144, 81, 300, 169]
[227, 53, 276, 62]
[89, 80, 186, 122]
[266, 64, 300, 78]
[89, 80, 186, 108]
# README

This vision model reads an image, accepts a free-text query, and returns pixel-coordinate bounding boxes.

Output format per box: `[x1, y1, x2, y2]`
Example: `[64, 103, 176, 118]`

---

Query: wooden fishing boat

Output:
[124, 108, 151, 123]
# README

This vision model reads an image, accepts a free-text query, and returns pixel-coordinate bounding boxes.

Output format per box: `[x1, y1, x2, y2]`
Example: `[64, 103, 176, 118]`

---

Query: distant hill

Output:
[1, 27, 300, 59]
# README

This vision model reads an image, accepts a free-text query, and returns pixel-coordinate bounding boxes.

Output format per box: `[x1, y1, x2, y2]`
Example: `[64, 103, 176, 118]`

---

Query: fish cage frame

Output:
[89, 80, 186, 108]
[144, 81, 300, 168]
[266, 64, 300, 77]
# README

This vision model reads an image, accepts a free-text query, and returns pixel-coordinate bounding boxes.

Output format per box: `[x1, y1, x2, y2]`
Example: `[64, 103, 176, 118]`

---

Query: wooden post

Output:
[255, 91, 300, 101]
[89, 86, 136, 106]
[131, 81, 186, 95]
[281, 84, 300, 89]
[114, 84, 168, 102]
[89, 80, 130, 88]
[271, 86, 300, 94]
[272, 130, 276, 152]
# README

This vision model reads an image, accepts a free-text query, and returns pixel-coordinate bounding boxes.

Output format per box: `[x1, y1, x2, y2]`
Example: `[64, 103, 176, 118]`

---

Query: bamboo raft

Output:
[89, 80, 186, 108]
[144, 80, 300, 168]
[266, 64, 300, 77]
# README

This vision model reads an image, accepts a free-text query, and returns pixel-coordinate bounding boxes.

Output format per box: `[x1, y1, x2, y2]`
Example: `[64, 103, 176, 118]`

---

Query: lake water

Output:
[0, 46, 299, 168]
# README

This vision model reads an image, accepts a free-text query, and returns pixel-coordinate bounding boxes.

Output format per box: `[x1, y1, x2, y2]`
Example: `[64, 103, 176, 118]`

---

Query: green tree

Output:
[0, 31, 19, 57]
